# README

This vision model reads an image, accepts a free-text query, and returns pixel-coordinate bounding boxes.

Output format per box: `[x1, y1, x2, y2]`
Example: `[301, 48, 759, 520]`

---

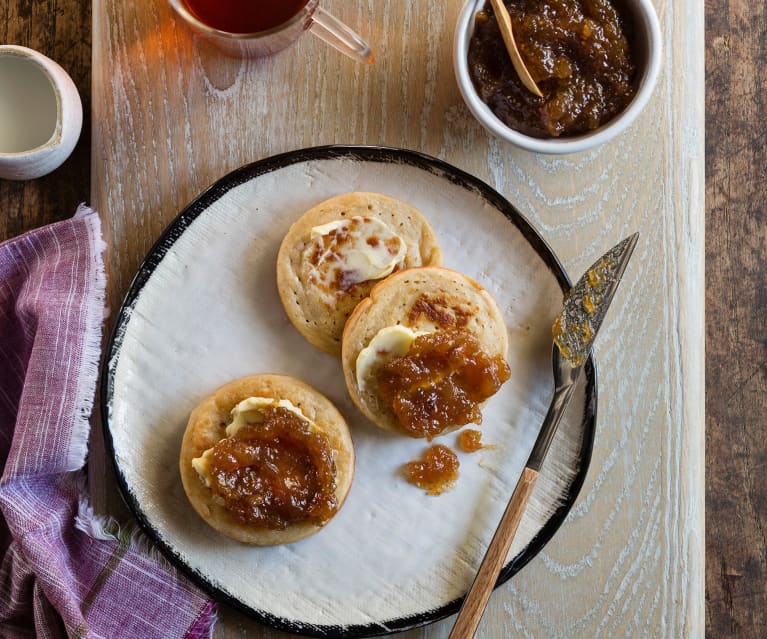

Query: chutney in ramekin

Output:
[468, 0, 638, 138]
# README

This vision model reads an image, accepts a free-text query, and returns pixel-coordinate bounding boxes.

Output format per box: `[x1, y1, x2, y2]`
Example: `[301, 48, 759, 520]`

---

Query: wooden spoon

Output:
[488, 0, 543, 97]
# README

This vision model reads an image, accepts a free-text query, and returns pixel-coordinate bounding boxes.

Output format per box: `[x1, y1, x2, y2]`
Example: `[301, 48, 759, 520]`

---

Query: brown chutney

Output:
[403, 444, 460, 495]
[468, 0, 637, 138]
[206, 407, 338, 529]
[373, 329, 511, 439]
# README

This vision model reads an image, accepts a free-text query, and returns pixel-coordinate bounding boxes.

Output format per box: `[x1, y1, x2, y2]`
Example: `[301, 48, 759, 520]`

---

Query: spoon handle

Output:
[309, 6, 374, 64]
[488, 0, 543, 97]
[448, 467, 539, 639]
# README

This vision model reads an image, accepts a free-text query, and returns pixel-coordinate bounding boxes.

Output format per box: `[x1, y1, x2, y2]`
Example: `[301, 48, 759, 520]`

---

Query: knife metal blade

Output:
[553, 232, 640, 367]
[528, 231, 638, 470]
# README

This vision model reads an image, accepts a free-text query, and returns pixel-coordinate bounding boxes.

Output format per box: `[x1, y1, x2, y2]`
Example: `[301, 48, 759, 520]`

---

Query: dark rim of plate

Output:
[100, 144, 597, 639]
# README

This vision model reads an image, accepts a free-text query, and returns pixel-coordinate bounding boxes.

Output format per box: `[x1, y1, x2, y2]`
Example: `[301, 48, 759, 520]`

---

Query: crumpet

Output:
[277, 192, 442, 355]
[180, 374, 354, 545]
[341, 267, 510, 438]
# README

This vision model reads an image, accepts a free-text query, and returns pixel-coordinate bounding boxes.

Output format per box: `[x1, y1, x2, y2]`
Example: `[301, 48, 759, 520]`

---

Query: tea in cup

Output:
[168, 0, 373, 63]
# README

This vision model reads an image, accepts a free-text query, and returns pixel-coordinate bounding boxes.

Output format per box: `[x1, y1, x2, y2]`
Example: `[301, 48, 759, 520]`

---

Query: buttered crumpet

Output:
[180, 374, 354, 545]
[342, 267, 510, 439]
[277, 192, 442, 355]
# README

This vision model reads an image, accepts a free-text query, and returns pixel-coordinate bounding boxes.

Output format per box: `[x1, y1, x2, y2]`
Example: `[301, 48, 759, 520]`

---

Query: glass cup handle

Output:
[309, 7, 374, 64]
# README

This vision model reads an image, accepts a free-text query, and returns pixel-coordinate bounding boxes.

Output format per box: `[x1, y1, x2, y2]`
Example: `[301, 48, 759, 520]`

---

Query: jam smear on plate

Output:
[457, 428, 496, 453]
[404, 444, 460, 495]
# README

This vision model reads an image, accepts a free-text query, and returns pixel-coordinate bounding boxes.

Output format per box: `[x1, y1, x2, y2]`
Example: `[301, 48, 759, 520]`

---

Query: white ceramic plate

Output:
[102, 146, 596, 637]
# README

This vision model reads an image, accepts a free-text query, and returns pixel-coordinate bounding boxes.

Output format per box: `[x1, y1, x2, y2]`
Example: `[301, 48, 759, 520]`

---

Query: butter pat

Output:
[191, 448, 214, 487]
[356, 325, 431, 391]
[225, 396, 311, 437]
[307, 216, 406, 294]
[191, 397, 313, 486]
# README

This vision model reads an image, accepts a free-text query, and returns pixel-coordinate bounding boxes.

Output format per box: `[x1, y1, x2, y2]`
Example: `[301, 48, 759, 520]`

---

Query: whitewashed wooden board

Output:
[91, 0, 704, 636]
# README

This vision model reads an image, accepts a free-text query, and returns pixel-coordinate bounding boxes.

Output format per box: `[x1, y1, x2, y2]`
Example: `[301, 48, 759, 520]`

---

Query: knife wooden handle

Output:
[448, 466, 540, 639]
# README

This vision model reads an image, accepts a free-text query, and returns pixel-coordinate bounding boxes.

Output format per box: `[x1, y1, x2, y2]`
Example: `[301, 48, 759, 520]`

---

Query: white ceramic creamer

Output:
[0, 45, 83, 180]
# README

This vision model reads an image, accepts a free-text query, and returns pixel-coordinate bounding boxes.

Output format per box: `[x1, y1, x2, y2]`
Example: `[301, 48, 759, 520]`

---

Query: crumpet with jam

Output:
[341, 267, 511, 439]
[179, 374, 354, 545]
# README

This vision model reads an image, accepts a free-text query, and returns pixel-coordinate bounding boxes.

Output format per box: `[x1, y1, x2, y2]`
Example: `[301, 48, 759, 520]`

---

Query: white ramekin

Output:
[453, 0, 662, 154]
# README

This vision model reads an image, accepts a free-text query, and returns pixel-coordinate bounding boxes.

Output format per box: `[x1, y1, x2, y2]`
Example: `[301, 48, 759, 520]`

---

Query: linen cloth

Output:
[0, 207, 216, 638]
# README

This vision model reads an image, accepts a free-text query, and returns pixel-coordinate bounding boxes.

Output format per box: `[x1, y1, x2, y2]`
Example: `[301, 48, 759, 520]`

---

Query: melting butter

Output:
[191, 449, 214, 487]
[225, 397, 311, 436]
[306, 216, 406, 295]
[191, 397, 313, 486]
[355, 325, 431, 392]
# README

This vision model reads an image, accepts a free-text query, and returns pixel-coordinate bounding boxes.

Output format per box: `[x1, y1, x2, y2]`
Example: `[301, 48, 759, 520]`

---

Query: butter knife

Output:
[449, 232, 639, 639]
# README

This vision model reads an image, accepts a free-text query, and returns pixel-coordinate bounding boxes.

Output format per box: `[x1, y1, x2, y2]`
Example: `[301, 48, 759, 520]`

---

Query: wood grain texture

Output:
[0, 0, 91, 240]
[705, 1, 767, 636]
[89, 1, 704, 638]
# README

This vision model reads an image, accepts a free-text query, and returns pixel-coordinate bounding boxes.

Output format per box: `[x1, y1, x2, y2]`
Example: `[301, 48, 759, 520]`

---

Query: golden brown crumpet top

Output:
[277, 192, 442, 355]
[179, 374, 354, 546]
[341, 267, 510, 438]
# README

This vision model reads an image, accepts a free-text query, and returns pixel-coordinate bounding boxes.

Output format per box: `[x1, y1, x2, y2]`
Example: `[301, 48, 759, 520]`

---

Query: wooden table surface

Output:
[0, 0, 761, 637]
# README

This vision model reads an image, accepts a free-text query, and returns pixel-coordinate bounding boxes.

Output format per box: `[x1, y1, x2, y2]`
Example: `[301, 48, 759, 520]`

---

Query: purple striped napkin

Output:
[0, 206, 216, 639]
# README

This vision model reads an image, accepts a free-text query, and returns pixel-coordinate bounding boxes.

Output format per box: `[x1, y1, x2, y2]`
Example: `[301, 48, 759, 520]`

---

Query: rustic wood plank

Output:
[87, 1, 705, 638]
[0, 0, 91, 240]
[704, 1, 767, 636]
[6, 0, 767, 636]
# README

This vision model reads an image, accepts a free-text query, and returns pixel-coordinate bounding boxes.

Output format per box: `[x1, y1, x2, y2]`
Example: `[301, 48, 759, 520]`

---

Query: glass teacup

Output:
[168, 0, 374, 63]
